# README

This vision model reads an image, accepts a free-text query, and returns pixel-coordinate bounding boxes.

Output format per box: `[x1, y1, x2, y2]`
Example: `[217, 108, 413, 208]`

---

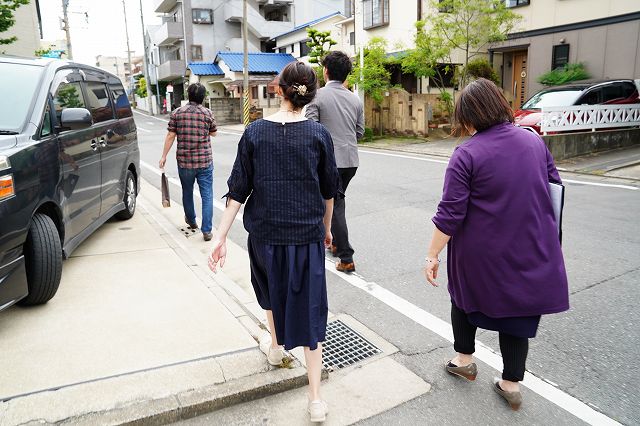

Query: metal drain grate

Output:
[322, 319, 381, 370]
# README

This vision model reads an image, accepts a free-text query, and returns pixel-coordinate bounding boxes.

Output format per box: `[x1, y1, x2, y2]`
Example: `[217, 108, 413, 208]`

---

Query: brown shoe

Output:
[492, 377, 522, 411]
[185, 216, 198, 229]
[203, 232, 213, 241]
[329, 244, 337, 257]
[445, 360, 477, 381]
[336, 261, 355, 273]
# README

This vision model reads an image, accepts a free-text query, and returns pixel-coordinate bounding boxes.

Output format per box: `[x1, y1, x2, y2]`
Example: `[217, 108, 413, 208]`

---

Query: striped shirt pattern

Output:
[226, 119, 340, 245]
[167, 102, 217, 169]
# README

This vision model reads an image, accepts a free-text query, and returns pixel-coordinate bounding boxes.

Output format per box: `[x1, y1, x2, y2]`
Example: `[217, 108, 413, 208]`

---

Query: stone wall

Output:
[542, 128, 640, 161]
[209, 98, 242, 124]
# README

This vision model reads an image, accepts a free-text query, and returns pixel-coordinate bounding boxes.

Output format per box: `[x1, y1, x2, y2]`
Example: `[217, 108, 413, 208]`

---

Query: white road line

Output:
[137, 127, 151, 133]
[359, 149, 449, 164]
[562, 178, 638, 191]
[359, 149, 638, 191]
[133, 109, 243, 136]
[140, 159, 620, 425]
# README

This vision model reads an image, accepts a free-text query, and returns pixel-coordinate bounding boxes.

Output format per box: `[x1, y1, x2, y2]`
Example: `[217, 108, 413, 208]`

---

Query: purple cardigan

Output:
[432, 122, 569, 318]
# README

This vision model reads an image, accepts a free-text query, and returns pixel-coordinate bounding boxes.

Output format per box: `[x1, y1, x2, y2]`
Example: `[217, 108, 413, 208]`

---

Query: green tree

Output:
[425, 0, 521, 86]
[348, 37, 390, 105]
[306, 27, 337, 87]
[136, 76, 148, 98]
[464, 58, 500, 84]
[34, 47, 51, 57]
[56, 84, 83, 108]
[0, 0, 30, 45]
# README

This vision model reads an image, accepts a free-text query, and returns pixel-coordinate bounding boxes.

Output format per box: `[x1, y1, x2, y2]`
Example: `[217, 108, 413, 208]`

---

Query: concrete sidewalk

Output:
[0, 178, 430, 425]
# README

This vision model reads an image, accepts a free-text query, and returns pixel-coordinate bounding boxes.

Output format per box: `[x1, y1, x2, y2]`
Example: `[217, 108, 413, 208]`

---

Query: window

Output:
[53, 81, 85, 126]
[349, 31, 355, 46]
[579, 89, 602, 105]
[551, 44, 569, 70]
[278, 47, 287, 53]
[299, 40, 310, 57]
[438, 0, 453, 13]
[85, 82, 114, 123]
[621, 82, 638, 99]
[191, 45, 203, 61]
[363, 0, 389, 29]
[344, 0, 355, 17]
[506, 0, 529, 7]
[109, 83, 132, 118]
[192, 8, 213, 24]
[251, 86, 259, 100]
[40, 106, 52, 137]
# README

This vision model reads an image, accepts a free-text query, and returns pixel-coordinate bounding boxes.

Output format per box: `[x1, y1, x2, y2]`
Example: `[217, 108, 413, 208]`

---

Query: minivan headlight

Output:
[0, 156, 9, 171]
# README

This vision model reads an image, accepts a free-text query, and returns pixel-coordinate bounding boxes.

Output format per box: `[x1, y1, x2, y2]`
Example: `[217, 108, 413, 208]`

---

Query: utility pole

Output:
[242, 0, 250, 127]
[139, 0, 154, 115]
[122, 0, 134, 98]
[61, 0, 73, 59]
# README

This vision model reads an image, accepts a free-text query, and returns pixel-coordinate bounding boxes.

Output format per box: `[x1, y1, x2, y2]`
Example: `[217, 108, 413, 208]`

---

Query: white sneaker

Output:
[259, 337, 284, 366]
[308, 399, 328, 423]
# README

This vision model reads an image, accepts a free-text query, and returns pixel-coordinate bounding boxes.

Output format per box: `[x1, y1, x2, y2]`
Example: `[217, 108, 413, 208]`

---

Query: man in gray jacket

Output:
[306, 51, 364, 273]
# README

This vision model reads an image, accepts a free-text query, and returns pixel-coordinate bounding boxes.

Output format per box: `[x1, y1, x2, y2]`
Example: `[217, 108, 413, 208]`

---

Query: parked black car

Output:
[0, 57, 140, 312]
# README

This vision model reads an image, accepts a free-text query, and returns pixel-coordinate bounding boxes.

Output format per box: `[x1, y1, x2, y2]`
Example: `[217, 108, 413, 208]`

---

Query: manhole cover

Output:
[178, 226, 199, 238]
[323, 319, 381, 370]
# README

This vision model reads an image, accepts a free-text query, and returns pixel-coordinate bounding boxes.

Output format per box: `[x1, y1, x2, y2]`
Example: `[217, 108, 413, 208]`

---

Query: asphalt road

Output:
[133, 111, 639, 425]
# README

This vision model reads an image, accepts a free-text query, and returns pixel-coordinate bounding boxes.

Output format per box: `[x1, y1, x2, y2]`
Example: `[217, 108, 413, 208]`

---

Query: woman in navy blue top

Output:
[208, 62, 339, 422]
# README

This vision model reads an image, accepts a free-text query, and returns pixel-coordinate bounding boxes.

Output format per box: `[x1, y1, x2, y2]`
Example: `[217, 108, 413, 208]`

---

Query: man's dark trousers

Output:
[333, 167, 357, 263]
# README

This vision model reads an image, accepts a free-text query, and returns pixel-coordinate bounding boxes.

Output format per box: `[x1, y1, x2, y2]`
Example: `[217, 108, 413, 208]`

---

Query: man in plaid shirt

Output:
[159, 83, 217, 241]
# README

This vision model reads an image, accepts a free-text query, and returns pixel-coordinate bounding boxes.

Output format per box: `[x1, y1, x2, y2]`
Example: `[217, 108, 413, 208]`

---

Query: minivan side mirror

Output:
[60, 108, 93, 130]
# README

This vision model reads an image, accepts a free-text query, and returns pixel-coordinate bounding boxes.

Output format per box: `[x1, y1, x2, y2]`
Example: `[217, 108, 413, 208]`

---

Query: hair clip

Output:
[294, 84, 308, 96]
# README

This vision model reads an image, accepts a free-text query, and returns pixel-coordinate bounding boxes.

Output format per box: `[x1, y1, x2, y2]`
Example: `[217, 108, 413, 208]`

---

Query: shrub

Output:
[464, 58, 500, 85]
[537, 63, 590, 86]
[362, 127, 374, 143]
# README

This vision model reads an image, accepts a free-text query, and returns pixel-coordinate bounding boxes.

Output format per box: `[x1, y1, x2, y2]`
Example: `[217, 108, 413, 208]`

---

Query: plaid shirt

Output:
[167, 102, 217, 169]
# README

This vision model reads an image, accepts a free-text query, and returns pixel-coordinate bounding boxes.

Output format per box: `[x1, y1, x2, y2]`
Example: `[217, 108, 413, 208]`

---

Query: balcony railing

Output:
[157, 60, 186, 81]
[153, 21, 184, 47]
[224, 0, 292, 39]
[541, 104, 640, 134]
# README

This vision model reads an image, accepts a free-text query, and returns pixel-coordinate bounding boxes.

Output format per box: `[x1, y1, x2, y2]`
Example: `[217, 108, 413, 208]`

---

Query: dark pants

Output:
[333, 167, 357, 263]
[451, 302, 529, 382]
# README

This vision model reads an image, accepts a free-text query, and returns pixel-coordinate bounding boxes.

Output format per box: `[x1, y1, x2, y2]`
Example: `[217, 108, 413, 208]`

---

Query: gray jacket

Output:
[306, 81, 364, 168]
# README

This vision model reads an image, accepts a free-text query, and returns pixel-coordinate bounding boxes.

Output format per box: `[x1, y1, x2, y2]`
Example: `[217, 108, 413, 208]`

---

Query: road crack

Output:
[571, 265, 640, 295]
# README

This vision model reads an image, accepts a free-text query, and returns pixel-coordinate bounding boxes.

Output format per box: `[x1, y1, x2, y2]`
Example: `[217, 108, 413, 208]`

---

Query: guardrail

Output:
[540, 104, 640, 135]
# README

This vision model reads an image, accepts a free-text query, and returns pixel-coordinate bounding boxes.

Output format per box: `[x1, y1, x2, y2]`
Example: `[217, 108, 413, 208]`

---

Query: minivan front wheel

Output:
[115, 170, 136, 220]
[19, 214, 63, 306]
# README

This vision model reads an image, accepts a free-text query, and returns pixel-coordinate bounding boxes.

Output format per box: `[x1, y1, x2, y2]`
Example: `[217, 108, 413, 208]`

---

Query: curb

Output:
[67, 366, 309, 426]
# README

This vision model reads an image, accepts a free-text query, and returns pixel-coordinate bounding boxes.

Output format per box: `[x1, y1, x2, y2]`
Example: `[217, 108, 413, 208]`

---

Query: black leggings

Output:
[451, 303, 529, 382]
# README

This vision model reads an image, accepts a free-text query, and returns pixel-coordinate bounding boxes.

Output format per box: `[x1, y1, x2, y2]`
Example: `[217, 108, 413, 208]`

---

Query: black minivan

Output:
[0, 57, 140, 311]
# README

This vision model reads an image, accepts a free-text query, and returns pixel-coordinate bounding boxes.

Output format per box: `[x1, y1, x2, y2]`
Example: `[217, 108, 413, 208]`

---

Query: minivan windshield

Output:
[0, 62, 44, 132]
[521, 88, 584, 110]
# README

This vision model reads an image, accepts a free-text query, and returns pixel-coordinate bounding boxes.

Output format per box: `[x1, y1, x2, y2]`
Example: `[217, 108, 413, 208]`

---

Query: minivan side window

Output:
[109, 83, 133, 119]
[620, 82, 638, 99]
[602, 84, 623, 103]
[52, 81, 86, 126]
[41, 105, 52, 137]
[579, 88, 601, 105]
[85, 82, 114, 123]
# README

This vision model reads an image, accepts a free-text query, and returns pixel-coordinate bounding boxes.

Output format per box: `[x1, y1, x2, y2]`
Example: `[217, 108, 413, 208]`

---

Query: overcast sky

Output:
[40, 0, 161, 65]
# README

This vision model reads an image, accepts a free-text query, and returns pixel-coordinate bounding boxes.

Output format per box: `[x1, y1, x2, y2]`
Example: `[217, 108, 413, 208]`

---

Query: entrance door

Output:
[512, 51, 528, 109]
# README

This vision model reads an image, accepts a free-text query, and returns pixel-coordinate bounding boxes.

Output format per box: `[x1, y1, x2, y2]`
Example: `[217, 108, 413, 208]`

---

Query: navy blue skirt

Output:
[247, 235, 328, 350]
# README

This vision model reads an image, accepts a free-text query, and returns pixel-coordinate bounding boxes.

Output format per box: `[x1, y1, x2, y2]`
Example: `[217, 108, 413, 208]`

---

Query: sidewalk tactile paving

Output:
[322, 319, 381, 370]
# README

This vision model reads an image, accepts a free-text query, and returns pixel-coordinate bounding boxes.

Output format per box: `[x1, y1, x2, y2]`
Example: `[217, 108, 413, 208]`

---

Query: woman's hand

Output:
[208, 237, 227, 273]
[424, 257, 440, 287]
[324, 229, 333, 249]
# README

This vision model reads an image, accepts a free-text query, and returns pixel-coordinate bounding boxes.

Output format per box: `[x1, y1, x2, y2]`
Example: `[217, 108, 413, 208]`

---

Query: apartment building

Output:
[96, 55, 132, 87]
[489, 0, 640, 108]
[147, 0, 342, 105]
[0, 0, 42, 57]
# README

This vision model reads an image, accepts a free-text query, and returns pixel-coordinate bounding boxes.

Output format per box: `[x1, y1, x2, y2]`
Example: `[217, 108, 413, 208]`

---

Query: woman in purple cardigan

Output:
[424, 78, 569, 411]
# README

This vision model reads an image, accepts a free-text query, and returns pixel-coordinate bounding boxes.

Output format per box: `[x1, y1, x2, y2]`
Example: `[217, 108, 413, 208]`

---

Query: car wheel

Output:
[115, 170, 136, 220]
[18, 214, 62, 306]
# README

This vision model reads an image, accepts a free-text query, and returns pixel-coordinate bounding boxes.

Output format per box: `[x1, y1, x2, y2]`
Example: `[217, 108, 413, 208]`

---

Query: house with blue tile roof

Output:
[186, 52, 296, 118]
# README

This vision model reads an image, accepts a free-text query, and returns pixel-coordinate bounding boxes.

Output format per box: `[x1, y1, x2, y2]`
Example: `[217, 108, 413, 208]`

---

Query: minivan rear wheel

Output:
[19, 214, 63, 306]
[115, 170, 136, 220]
